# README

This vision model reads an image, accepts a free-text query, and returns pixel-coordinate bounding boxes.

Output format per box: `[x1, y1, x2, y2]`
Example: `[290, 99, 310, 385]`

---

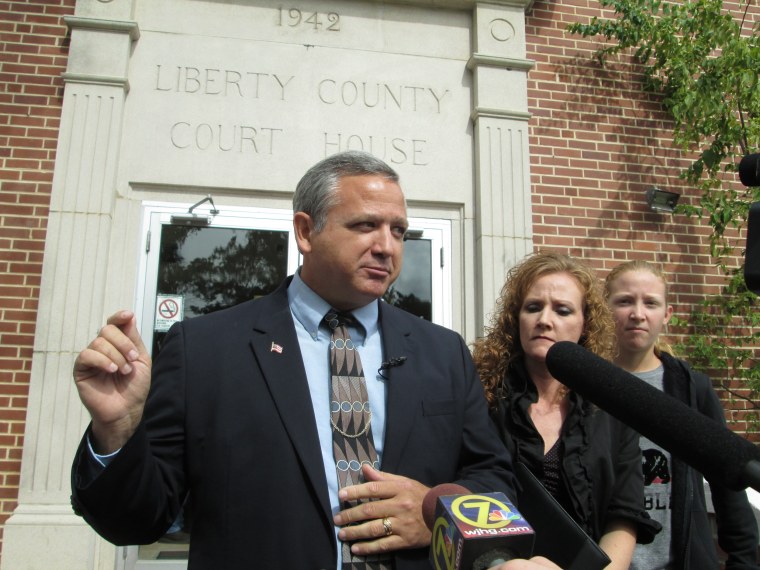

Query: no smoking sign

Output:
[155, 295, 184, 332]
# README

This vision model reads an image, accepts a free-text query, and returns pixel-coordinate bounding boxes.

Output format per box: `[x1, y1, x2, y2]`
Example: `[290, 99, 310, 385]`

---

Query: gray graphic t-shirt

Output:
[630, 365, 674, 570]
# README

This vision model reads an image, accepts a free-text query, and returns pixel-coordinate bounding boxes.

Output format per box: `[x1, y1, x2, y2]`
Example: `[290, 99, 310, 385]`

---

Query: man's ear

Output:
[293, 212, 314, 254]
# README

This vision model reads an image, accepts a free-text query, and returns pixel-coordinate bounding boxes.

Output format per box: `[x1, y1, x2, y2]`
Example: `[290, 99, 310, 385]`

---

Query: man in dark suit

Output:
[70, 151, 516, 569]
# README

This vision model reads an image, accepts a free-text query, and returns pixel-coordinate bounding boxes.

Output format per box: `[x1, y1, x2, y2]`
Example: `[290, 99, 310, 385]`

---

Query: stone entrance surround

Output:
[1, 1, 534, 567]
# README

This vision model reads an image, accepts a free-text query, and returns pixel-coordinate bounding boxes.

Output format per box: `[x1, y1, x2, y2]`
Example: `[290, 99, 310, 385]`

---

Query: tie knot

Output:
[324, 310, 358, 330]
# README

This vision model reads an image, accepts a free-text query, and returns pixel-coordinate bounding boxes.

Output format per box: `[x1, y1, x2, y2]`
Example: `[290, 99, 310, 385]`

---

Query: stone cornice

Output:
[365, 0, 535, 12]
[61, 73, 130, 92]
[467, 53, 536, 71]
[470, 106, 532, 122]
[64, 15, 140, 40]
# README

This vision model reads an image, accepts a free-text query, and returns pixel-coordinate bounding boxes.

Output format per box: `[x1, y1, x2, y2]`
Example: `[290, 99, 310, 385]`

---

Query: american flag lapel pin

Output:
[270, 342, 283, 354]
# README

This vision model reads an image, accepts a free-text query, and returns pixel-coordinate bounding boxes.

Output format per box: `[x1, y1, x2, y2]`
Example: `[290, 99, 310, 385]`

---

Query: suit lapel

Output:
[377, 304, 419, 473]
[248, 285, 332, 522]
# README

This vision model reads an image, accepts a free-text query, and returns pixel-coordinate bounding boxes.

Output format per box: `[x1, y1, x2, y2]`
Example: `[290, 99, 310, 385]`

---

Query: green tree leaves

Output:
[570, 0, 760, 421]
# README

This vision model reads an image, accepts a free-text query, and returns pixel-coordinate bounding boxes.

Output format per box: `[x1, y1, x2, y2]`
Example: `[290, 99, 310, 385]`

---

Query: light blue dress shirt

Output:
[287, 272, 388, 568]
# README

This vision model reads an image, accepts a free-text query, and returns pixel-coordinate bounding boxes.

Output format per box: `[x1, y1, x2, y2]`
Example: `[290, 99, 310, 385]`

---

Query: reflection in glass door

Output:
[151, 225, 289, 355]
[388, 218, 451, 327]
[384, 237, 432, 321]
[136, 204, 300, 359]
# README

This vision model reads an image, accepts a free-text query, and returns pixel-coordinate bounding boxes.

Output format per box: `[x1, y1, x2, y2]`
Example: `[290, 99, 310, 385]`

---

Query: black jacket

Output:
[660, 352, 758, 570]
[71, 280, 517, 569]
[491, 359, 660, 544]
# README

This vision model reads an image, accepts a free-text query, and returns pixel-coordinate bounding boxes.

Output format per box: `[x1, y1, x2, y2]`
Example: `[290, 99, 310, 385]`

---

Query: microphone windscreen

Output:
[745, 201, 760, 295]
[427, 490, 535, 569]
[546, 341, 760, 491]
[739, 153, 760, 187]
[422, 483, 470, 531]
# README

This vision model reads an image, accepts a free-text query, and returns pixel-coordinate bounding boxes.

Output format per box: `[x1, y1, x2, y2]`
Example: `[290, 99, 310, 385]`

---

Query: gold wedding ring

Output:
[382, 517, 393, 536]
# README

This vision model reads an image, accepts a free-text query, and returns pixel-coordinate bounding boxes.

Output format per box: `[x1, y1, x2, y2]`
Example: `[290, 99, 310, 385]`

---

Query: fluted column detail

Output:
[2, 7, 139, 570]
[470, 2, 535, 333]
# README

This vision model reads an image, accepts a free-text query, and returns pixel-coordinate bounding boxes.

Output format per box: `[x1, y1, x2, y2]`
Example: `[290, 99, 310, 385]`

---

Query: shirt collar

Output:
[287, 270, 379, 343]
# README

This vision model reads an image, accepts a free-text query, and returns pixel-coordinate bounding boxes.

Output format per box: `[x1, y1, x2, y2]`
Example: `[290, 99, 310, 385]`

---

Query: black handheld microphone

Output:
[545, 341, 760, 492]
[422, 484, 535, 570]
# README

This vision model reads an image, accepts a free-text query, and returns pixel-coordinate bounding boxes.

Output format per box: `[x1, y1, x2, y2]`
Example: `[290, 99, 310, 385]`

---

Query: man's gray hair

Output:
[293, 151, 400, 232]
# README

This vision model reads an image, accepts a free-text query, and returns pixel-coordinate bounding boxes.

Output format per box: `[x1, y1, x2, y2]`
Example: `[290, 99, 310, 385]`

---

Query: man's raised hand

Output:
[73, 310, 152, 453]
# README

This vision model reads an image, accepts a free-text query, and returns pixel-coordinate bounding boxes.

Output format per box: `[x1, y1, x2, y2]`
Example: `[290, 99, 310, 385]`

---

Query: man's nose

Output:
[372, 226, 396, 255]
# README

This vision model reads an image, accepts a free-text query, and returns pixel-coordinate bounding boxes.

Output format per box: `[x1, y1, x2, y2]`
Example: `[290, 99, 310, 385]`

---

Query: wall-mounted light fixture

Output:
[170, 195, 220, 226]
[646, 187, 680, 213]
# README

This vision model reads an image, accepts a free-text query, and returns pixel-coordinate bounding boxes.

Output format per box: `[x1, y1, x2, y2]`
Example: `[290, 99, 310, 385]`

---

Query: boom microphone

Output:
[739, 153, 760, 187]
[545, 341, 760, 492]
[423, 484, 535, 570]
[746, 201, 760, 294]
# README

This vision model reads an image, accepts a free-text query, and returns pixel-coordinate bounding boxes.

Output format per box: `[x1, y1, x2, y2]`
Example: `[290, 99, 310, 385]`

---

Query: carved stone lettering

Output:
[324, 132, 428, 165]
[155, 65, 294, 100]
[318, 80, 450, 113]
[278, 7, 341, 31]
[170, 122, 283, 153]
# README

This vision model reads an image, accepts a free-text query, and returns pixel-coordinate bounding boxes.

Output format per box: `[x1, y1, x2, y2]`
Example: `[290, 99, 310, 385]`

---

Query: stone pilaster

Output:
[469, 2, 535, 333]
[1, 3, 139, 569]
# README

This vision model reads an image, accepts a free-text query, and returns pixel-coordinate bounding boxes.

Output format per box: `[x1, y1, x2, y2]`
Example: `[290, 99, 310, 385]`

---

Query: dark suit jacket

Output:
[660, 353, 759, 570]
[71, 279, 516, 569]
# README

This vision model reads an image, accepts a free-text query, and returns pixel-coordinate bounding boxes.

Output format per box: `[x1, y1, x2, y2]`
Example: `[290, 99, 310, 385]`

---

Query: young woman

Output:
[473, 251, 659, 569]
[605, 260, 759, 569]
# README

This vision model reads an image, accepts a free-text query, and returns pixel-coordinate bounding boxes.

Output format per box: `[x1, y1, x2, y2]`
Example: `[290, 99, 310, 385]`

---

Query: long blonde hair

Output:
[472, 251, 615, 408]
[604, 260, 674, 357]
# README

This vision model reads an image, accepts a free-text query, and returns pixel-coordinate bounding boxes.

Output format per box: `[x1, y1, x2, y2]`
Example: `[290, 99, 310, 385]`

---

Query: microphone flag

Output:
[429, 492, 534, 570]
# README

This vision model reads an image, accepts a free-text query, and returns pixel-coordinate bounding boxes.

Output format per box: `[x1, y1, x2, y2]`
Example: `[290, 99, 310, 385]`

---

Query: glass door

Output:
[149, 223, 291, 354]
[385, 217, 451, 327]
[136, 203, 300, 355]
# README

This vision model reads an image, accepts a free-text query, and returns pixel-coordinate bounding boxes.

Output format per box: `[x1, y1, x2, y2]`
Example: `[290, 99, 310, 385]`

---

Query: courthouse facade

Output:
[1, 0, 757, 568]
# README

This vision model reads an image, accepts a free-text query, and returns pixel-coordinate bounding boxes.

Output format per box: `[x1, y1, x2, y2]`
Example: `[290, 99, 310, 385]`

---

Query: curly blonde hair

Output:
[604, 259, 674, 357]
[472, 251, 616, 408]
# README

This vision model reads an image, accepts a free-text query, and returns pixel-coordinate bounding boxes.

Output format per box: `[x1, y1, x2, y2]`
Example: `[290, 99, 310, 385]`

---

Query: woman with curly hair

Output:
[472, 251, 658, 569]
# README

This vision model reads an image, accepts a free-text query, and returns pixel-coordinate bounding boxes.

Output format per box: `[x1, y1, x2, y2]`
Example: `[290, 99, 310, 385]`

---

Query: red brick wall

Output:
[0, 0, 75, 550]
[526, 0, 760, 437]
